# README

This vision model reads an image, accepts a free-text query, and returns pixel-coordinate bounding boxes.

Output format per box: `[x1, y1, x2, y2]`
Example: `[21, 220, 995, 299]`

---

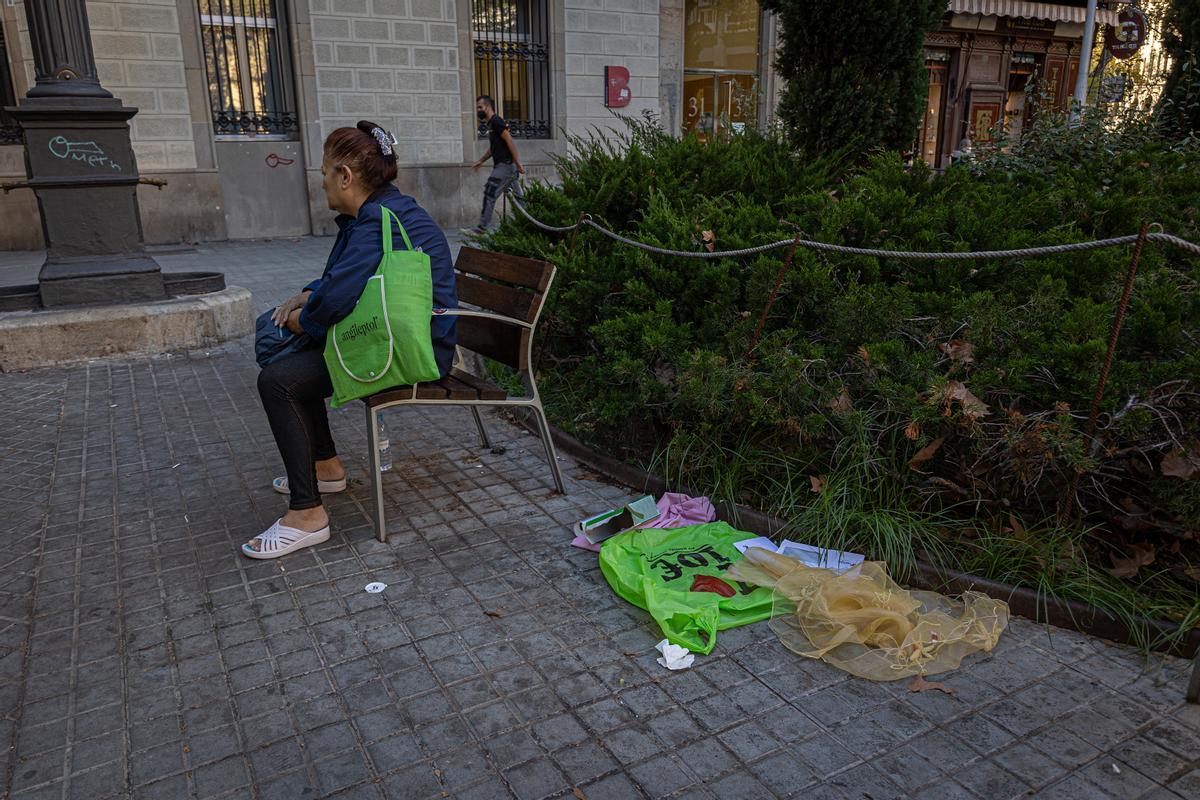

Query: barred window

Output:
[472, 0, 552, 139]
[0, 23, 20, 145]
[197, 0, 297, 137]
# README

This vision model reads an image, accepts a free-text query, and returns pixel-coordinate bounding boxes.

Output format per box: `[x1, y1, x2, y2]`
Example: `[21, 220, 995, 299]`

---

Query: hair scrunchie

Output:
[368, 125, 398, 164]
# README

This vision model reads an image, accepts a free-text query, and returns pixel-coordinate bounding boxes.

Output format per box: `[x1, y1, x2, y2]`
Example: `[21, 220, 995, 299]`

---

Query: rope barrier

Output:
[506, 186, 1200, 263]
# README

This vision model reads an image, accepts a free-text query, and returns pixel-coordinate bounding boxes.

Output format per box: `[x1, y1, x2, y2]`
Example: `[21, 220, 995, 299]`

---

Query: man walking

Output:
[471, 95, 525, 232]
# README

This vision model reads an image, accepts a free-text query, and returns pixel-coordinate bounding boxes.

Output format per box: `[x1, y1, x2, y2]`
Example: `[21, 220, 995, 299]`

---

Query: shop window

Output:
[1004, 52, 1040, 142]
[197, 0, 297, 138]
[918, 49, 950, 168]
[0, 23, 19, 145]
[683, 0, 761, 139]
[472, 0, 551, 139]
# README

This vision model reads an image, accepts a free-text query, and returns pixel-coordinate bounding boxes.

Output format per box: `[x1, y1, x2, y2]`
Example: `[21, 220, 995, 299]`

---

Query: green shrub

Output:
[488, 115, 1200, 637]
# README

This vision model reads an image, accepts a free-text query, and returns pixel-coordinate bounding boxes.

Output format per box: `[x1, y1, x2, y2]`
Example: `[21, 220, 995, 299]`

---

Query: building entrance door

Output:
[682, 0, 761, 139]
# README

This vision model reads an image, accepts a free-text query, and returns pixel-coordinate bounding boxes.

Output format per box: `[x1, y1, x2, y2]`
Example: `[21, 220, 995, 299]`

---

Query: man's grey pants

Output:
[478, 161, 522, 229]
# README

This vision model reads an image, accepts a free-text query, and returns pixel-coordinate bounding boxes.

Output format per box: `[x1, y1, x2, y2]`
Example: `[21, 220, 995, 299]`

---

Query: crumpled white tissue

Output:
[655, 639, 694, 670]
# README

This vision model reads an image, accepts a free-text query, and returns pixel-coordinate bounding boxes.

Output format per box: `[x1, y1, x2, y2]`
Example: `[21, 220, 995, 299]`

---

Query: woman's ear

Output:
[339, 165, 353, 189]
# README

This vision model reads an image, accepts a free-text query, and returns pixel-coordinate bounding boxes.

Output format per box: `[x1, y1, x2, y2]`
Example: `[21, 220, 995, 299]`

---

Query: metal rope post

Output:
[566, 211, 587, 262]
[1059, 222, 1152, 526]
[745, 231, 805, 361]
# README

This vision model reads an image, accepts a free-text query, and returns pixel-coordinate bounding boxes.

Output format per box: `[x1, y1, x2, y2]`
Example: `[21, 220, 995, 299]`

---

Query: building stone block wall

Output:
[563, 0, 662, 139]
[89, 1, 197, 171]
[309, 0, 464, 165]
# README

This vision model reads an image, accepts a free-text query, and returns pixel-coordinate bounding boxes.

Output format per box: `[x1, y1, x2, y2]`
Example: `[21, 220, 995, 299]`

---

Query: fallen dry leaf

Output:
[573, 789, 588, 800]
[1008, 513, 1026, 541]
[1161, 443, 1200, 480]
[809, 475, 826, 493]
[943, 380, 991, 420]
[938, 339, 976, 365]
[1183, 565, 1200, 582]
[701, 230, 715, 252]
[904, 420, 921, 441]
[908, 675, 955, 694]
[1108, 543, 1157, 579]
[907, 436, 945, 470]
[483, 609, 504, 618]
[827, 386, 853, 413]
[857, 345, 871, 364]
[575, 470, 603, 482]
[433, 768, 443, 780]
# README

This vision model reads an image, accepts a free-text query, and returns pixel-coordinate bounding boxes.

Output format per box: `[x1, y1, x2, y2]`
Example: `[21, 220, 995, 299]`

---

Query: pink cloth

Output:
[571, 492, 717, 552]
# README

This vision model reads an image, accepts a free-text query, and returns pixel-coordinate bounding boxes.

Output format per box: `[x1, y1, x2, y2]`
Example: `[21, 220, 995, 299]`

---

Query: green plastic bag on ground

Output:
[599, 522, 776, 654]
[324, 207, 441, 408]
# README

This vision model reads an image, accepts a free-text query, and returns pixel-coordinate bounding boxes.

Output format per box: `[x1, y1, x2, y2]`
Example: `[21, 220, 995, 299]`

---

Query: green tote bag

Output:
[324, 206, 441, 408]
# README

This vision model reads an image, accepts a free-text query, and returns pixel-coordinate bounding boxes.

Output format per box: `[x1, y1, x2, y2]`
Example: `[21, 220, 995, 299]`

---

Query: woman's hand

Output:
[285, 307, 305, 335]
[272, 291, 311, 327]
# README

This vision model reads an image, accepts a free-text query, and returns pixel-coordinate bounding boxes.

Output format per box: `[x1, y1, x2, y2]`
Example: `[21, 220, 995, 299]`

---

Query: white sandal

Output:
[241, 519, 331, 559]
[272, 475, 347, 495]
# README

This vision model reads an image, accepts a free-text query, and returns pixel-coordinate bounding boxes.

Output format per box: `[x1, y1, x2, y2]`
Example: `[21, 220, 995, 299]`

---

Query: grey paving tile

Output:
[503, 755, 568, 800]
[1, 239, 1193, 800]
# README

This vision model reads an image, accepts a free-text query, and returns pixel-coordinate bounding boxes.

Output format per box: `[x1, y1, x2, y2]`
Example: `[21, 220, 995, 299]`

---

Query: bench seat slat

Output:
[450, 367, 507, 400]
[365, 381, 447, 406]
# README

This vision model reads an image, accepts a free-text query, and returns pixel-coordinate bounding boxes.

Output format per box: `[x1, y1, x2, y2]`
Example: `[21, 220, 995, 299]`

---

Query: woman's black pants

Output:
[257, 347, 336, 510]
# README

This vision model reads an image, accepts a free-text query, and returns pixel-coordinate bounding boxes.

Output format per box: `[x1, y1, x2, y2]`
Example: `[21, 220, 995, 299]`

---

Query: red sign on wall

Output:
[605, 66, 631, 108]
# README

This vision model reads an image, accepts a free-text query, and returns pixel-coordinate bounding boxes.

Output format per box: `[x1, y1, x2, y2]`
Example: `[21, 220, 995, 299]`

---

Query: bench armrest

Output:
[434, 307, 533, 330]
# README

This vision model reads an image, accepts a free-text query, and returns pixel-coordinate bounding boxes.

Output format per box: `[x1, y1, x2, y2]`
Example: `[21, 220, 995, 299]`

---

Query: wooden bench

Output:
[362, 246, 566, 542]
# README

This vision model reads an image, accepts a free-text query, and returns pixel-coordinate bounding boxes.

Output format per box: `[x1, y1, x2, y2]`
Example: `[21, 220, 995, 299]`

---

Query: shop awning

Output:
[947, 1, 1120, 27]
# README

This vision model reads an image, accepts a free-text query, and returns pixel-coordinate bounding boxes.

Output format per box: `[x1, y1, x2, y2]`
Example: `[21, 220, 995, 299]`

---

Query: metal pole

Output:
[1071, 0, 1099, 121]
[1059, 222, 1151, 526]
[745, 232, 804, 361]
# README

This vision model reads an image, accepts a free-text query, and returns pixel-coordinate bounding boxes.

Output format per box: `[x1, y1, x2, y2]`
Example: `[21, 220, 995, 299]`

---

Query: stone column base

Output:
[0, 286, 252, 371]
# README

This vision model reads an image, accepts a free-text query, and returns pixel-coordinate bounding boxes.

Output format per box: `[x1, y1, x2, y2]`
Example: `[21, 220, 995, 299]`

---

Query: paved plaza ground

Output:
[1, 237, 1198, 800]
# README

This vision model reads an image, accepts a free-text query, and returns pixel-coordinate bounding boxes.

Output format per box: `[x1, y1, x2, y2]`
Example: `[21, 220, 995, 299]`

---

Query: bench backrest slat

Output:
[456, 247, 553, 292]
[452, 247, 554, 372]
[455, 274, 536, 322]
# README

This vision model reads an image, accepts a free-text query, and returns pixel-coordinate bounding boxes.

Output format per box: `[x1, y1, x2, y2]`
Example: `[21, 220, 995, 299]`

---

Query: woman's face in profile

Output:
[321, 157, 353, 214]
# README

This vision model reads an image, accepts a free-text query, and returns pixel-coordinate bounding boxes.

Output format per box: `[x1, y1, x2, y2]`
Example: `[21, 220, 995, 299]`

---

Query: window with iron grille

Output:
[472, 0, 551, 139]
[0, 23, 20, 146]
[197, 0, 297, 137]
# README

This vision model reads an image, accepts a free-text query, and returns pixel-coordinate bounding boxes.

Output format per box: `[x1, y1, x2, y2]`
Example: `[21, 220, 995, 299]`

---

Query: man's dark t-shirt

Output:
[488, 115, 514, 165]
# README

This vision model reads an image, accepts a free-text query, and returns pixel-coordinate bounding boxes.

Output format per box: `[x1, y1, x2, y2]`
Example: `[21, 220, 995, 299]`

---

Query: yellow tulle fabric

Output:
[725, 548, 1010, 680]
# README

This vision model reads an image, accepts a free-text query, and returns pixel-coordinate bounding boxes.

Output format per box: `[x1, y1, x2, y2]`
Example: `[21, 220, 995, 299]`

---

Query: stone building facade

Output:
[0, 1, 1113, 250]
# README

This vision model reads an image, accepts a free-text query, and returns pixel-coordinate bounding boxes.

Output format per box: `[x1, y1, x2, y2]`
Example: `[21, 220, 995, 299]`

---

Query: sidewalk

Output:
[0, 237, 1197, 800]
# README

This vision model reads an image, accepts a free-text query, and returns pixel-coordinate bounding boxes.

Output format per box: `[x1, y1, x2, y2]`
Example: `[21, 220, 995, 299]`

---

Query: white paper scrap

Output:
[777, 540, 865, 572]
[364, 582, 387, 594]
[732, 536, 778, 555]
[655, 639, 694, 670]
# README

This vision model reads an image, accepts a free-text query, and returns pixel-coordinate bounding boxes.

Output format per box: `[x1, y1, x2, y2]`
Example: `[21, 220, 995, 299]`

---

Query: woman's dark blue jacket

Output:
[298, 185, 457, 376]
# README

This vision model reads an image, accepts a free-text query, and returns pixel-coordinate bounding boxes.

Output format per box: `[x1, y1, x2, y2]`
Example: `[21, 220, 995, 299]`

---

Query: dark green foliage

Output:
[1161, 0, 1200, 131]
[761, 0, 945, 157]
[487, 114, 1200, 634]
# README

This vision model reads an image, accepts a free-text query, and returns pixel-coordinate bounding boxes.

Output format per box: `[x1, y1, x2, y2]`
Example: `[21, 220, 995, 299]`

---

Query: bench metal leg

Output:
[530, 403, 565, 494]
[365, 404, 387, 543]
[470, 406, 491, 449]
[1188, 651, 1200, 704]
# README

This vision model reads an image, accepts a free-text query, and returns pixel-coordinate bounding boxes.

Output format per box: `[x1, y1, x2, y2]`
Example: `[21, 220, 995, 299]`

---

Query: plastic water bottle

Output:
[377, 418, 392, 472]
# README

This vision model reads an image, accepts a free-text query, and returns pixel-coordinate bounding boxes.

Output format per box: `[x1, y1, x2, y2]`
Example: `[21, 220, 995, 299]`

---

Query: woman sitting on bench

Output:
[243, 120, 457, 559]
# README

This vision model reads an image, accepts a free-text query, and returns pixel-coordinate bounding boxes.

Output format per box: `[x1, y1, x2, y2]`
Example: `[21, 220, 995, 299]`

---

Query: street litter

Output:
[599, 521, 775, 654]
[363, 582, 387, 593]
[726, 548, 1009, 680]
[733, 536, 864, 572]
[655, 639, 694, 670]
[575, 495, 660, 546]
[571, 492, 716, 552]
